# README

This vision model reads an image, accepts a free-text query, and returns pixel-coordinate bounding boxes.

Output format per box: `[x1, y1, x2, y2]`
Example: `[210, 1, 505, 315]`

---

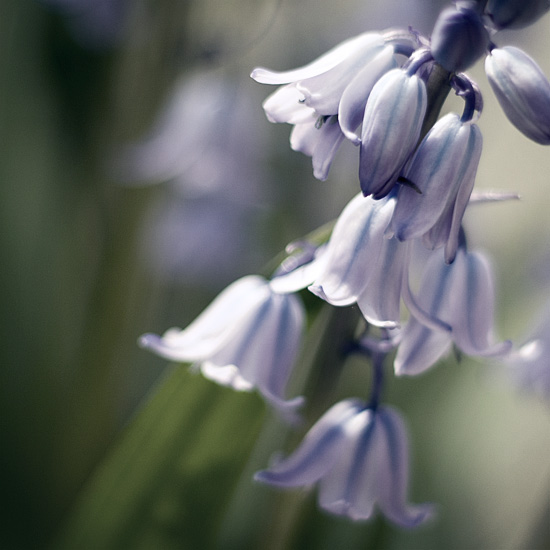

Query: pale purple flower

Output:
[307, 193, 408, 328]
[359, 68, 427, 198]
[140, 275, 305, 416]
[485, 46, 550, 145]
[388, 113, 483, 263]
[395, 247, 512, 376]
[255, 399, 434, 526]
[251, 33, 399, 180]
[504, 300, 550, 400]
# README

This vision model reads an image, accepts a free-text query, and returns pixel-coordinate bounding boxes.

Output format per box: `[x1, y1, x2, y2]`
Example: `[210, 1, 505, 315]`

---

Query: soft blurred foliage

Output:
[0, 0, 549, 548]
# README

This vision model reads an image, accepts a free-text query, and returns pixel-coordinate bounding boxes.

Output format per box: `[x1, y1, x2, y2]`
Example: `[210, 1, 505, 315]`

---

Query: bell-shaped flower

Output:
[307, 193, 407, 328]
[394, 248, 511, 375]
[503, 299, 550, 400]
[395, 247, 512, 376]
[359, 68, 427, 198]
[431, 3, 490, 72]
[255, 399, 434, 526]
[140, 275, 305, 416]
[251, 33, 398, 180]
[388, 113, 482, 263]
[486, 0, 550, 29]
[485, 46, 550, 145]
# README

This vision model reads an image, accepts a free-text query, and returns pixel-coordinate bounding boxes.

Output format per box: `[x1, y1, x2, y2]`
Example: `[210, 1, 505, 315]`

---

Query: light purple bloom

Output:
[359, 68, 427, 198]
[140, 275, 305, 416]
[255, 399, 434, 526]
[504, 300, 550, 400]
[395, 247, 512, 376]
[307, 193, 408, 328]
[388, 113, 482, 263]
[485, 46, 550, 145]
[251, 33, 398, 180]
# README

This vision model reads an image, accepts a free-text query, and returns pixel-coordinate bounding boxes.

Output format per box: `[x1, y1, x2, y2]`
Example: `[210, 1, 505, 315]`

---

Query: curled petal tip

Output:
[139, 333, 159, 349]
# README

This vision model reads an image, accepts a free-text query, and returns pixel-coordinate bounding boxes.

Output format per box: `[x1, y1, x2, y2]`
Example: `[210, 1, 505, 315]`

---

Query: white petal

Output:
[139, 275, 269, 361]
[357, 237, 407, 328]
[269, 248, 327, 293]
[297, 39, 386, 115]
[309, 194, 396, 306]
[338, 45, 397, 144]
[255, 399, 363, 487]
[262, 84, 316, 124]
[450, 250, 512, 356]
[376, 408, 434, 527]
[318, 408, 379, 520]
[250, 32, 383, 84]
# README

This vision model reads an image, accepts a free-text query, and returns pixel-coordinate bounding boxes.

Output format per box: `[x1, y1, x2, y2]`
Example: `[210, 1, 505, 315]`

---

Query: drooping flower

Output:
[140, 275, 305, 416]
[388, 112, 482, 263]
[430, 2, 490, 72]
[503, 299, 550, 400]
[485, 46, 550, 145]
[486, 0, 550, 29]
[251, 32, 399, 180]
[395, 246, 512, 376]
[307, 192, 408, 328]
[255, 399, 434, 526]
[359, 66, 427, 198]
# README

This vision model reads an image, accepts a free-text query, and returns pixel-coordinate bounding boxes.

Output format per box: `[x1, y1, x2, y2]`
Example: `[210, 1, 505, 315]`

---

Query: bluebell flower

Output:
[485, 46, 550, 144]
[486, 0, 550, 29]
[395, 247, 512, 376]
[251, 33, 398, 180]
[503, 300, 550, 400]
[255, 399, 434, 526]
[359, 68, 427, 198]
[306, 193, 407, 328]
[430, 2, 490, 72]
[140, 275, 305, 416]
[388, 113, 482, 263]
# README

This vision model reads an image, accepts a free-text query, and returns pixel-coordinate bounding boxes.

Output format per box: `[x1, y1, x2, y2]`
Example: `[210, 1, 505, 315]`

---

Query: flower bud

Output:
[485, 46, 550, 145]
[359, 69, 427, 198]
[388, 113, 482, 263]
[431, 4, 490, 72]
[486, 0, 550, 29]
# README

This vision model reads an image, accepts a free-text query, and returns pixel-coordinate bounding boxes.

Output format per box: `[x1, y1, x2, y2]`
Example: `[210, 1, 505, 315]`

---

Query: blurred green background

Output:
[0, 0, 549, 548]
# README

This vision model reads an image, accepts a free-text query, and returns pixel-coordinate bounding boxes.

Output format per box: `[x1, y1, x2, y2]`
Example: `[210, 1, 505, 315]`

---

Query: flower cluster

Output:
[140, 0, 549, 529]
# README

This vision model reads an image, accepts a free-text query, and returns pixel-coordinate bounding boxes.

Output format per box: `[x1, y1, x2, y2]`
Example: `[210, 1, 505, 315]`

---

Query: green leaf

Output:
[53, 365, 265, 550]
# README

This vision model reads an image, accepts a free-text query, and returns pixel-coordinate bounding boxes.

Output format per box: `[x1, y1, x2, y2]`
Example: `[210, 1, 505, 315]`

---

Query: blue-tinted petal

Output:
[338, 45, 397, 144]
[389, 114, 482, 245]
[297, 37, 386, 115]
[309, 194, 395, 306]
[250, 32, 384, 84]
[449, 250, 512, 356]
[376, 408, 434, 527]
[262, 84, 316, 124]
[139, 275, 269, 361]
[269, 248, 327, 294]
[485, 47, 550, 144]
[290, 117, 345, 180]
[255, 399, 363, 487]
[319, 408, 380, 520]
[357, 237, 408, 328]
[360, 70, 427, 197]
[205, 290, 305, 409]
[395, 252, 455, 375]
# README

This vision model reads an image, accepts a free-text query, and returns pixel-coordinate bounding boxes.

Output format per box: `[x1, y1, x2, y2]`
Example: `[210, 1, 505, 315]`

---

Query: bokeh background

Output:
[1, 0, 549, 548]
